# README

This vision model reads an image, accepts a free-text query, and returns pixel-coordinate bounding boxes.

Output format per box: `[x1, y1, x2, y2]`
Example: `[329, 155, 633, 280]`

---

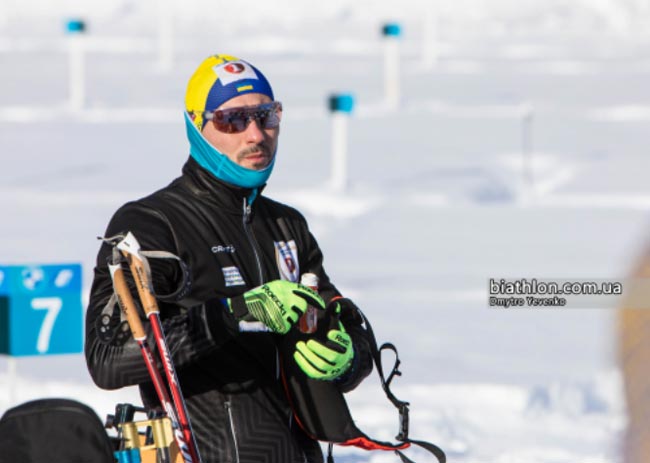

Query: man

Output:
[85, 54, 373, 463]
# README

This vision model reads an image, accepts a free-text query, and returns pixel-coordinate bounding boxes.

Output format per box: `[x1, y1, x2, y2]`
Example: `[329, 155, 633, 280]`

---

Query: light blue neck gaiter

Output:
[184, 111, 275, 189]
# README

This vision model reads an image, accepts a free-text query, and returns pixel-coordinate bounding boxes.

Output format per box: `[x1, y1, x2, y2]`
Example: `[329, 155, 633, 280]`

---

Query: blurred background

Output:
[3, 0, 650, 461]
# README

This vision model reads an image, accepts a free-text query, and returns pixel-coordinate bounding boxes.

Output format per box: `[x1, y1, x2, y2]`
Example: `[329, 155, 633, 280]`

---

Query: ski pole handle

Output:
[116, 233, 160, 316]
[109, 263, 146, 340]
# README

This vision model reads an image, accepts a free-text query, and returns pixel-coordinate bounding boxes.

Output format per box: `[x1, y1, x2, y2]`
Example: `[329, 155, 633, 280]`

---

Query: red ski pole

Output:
[106, 249, 196, 463]
[116, 232, 202, 463]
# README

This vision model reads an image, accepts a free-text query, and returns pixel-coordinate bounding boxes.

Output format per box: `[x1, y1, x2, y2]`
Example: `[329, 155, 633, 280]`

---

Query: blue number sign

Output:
[0, 264, 82, 356]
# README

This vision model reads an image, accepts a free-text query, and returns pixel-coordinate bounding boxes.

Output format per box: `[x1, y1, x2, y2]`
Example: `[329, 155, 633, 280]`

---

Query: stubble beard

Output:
[237, 145, 273, 170]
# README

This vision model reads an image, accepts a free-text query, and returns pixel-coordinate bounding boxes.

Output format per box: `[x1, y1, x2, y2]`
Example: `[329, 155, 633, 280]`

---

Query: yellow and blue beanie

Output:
[185, 54, 274, 130]
[184, 54, 277, 192]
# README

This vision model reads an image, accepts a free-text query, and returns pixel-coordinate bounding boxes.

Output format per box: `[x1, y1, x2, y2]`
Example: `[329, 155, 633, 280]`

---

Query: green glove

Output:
[228, 280, 325, 334]
[293, 302, 354, 380]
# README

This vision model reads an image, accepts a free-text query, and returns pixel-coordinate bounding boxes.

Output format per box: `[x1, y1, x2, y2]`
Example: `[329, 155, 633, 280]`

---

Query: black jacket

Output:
[85, 157, 373, 463]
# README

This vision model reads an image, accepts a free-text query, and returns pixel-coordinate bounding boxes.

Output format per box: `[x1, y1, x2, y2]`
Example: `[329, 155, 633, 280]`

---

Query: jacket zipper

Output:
[225, 400, 240, 463]
[243, 198, 282, 386]
[242, 198, 264, 285]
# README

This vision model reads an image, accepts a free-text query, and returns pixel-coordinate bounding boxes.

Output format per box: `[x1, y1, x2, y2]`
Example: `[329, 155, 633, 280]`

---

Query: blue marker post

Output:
[65, 18, 86, 112]
[0, 264, 83, 405]
[328, 94, 355, 193]
[382, 23, 402, 110]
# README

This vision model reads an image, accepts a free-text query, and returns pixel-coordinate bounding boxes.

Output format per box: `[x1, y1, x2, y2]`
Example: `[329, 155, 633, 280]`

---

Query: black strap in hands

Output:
[228, 295, 251, 320]
[395, 438, 448, 463]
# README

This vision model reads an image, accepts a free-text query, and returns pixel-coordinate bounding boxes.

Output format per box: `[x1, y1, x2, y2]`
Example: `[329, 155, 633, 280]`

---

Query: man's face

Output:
[201, 93, 280, 171]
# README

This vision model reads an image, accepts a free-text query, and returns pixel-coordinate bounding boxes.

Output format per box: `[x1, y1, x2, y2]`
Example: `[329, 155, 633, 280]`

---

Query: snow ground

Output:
[3, 1, 650, 461]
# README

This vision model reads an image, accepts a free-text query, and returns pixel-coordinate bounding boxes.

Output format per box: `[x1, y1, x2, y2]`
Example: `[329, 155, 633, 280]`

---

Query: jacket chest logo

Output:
[212, 244, 236, 254]
[222, 266, 245, 287]
[274, 240, 299, 282]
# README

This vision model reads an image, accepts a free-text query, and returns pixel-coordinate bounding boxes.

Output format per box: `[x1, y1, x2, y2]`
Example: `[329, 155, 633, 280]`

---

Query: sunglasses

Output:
[200, 101, 283, 134]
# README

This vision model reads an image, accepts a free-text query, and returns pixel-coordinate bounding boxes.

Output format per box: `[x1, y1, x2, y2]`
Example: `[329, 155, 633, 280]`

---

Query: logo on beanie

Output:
[214, 61, 258, 86]
[224, 63, 246, 74]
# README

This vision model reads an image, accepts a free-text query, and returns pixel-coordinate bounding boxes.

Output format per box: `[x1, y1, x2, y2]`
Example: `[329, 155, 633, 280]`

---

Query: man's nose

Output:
[243, 117, 264, 143]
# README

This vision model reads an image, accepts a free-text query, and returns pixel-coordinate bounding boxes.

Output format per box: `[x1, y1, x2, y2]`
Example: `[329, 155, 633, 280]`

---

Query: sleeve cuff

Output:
[227, 296, 250, 320]
[334, 344, 359, 391]
[204, 298, 239, 340]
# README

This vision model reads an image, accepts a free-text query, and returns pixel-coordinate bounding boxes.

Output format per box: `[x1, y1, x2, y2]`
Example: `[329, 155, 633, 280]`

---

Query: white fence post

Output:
[521, 103, 535, 201]
[420, 4, 438, 70]
[328, 94, 355, 193]
[157, 0, 174, 71]
[66, 19, 86, 112]
[382, 23, 402, 110]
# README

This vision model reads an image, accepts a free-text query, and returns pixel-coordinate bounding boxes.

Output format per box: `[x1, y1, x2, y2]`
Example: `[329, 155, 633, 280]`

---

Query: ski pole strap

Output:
[137, 250, 191, 302]
[99, 234, 192, 303]
[95, 237, 191, 346]
[95, 246, 132, 345]
[96, 292, 132, 345]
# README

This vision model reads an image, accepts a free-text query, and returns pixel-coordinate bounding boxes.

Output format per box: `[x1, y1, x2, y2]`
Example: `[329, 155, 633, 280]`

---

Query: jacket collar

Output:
[180, 156, 266, 213]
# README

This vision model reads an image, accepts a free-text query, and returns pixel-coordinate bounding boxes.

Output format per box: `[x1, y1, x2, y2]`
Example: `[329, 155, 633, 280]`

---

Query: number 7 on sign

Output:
[31, 297, 62, 354]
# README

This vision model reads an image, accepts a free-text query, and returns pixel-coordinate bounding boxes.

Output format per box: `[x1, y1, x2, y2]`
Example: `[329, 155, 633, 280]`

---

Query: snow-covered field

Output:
[3, 0, 650, 461]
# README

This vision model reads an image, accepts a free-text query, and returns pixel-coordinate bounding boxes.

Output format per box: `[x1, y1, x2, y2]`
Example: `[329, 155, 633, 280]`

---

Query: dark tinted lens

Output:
[265, 102, 282, 128]
[213, 110, 247, 133]
[211, 102, 282, 134]
[255, 109, 270, 128]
